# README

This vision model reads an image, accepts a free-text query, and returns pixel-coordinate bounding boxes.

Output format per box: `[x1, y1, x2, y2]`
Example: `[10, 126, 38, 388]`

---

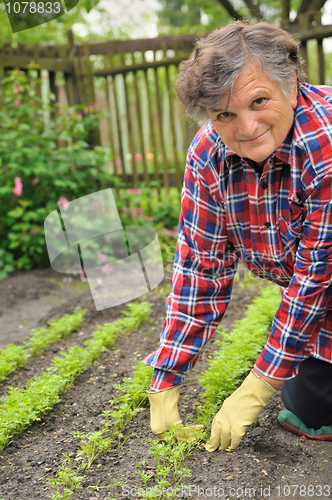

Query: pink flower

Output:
[83, 107, 89, 114]
[13, 177, 23, 196]
[123, 207, 131, 213]
[31, 177, 39, 185]
[30, 229, 37, 235]
[133, 207, 143, 213]
[162, 228, 178, 238]
[115, 157, 122, 169]
[14, 99, 20, 106]
[13, 88, 20, 94]
[90, 103, 97, 110]
[134, 189, 141, 194]
[97, 253, 108, 262]
[57, 196, 70, 208]
[77, 113, 82, 119]
[144, 216, 154, 221]
[104, 234, 111, 242]
[134, 153, 143, 161]
[108, 161, 114, 168]
[126, 189, 132, 193]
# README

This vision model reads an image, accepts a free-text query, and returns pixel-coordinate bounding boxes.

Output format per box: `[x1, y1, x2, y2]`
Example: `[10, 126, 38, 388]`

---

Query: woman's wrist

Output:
[252, 368, 285, 390]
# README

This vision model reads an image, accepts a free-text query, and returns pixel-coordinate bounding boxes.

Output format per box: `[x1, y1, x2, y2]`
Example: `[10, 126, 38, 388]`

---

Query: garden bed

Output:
[0, 267, 331, 500]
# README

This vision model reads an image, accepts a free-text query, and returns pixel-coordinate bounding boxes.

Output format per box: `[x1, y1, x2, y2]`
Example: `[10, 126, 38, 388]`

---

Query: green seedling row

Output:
[198, 284, 282, 420]
[48, 361, 154, 499]
[0, 301, 152, 450]
[0, 307, 87, 383]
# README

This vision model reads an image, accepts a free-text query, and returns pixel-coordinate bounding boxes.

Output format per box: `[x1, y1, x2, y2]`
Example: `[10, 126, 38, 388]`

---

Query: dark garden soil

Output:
[0, 267, 331, 500]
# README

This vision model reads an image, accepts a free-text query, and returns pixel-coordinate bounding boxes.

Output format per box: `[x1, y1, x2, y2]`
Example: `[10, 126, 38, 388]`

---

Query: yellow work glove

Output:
[147, 386, 204, 440]
[205, 370, 277, 452]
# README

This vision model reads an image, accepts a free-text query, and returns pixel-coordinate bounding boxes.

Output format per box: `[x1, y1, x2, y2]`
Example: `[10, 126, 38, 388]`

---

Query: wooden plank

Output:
[93, 55, 190, 77]
[133, 65, 149, 185]
[144, 68, 159, 189]
[154, 66, 169, 192]
[120, 52, 136, 187]
[0, 55, 65, 72]
[109, 52, 126, 183]
[317, 38, 325, 84]
[165, 65, 182, 191]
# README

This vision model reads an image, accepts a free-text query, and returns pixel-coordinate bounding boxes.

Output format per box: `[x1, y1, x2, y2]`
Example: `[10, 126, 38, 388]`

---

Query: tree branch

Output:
[241, 0, 263, 19]
[214, 0, 242, 20]
[293, 0, 327, 24]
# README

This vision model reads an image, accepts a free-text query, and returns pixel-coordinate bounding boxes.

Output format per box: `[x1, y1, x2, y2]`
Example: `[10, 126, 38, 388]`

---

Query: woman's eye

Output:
[253, 97, 266, 106]
[217, 112, 232, 119]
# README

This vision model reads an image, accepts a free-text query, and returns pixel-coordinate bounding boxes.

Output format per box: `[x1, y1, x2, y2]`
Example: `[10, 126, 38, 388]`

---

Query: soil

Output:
[0, 267, 331, 500]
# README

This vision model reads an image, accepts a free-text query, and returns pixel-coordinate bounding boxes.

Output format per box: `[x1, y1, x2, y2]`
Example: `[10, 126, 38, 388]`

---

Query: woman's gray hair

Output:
[176, 20, 306, 124]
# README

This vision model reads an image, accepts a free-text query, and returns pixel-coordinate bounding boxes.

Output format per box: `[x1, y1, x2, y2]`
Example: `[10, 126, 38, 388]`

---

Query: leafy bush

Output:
[0, 70, 113, 275]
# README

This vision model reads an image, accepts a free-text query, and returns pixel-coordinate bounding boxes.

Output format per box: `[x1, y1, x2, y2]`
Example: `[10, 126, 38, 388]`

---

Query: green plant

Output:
[0, 307, 87, 382]
[74, 430, 112, 470]
[48, 456, 86, 500]
[135, 426, 203, 499]
[0, 70, 113, 276]
[198, 284, 282, 422]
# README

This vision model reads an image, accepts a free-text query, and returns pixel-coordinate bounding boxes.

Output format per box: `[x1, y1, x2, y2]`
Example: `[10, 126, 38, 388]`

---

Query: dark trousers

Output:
[281, 357, 332, 429]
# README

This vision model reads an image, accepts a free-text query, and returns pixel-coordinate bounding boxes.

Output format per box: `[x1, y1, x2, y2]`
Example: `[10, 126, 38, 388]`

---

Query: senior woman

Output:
[143, 20, 332, 451]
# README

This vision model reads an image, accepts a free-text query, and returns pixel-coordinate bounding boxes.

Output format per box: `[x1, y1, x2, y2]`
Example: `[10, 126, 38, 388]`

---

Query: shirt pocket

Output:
[278, 214, 304, 271]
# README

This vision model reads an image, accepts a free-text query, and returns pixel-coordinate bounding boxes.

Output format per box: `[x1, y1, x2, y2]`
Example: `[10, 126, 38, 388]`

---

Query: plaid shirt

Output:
[144, 82, 332, 390]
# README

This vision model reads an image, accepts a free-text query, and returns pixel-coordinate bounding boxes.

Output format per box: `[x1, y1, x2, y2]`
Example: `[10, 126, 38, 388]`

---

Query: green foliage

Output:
[74, 429, 112, 470]
[0, 344, 30, 382]
[48, 457, 86, 500]
[26, 307, 87, 356]
[0, 301, 152, 449]
[198, 284, 282, 422]
[135, 426, 202, 499]
[0, 307, 87, 382]
[0, 70, 112, 276]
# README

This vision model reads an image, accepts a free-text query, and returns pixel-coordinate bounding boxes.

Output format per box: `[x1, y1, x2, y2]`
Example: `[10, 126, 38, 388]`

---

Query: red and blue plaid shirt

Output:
[144, 82, 332, 390]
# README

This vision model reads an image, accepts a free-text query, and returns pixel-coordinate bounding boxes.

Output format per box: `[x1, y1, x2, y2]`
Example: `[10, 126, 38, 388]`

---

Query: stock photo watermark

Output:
[44, 188, 164, 311]
[4, 0, 79, 33]
[121, 483, 332, 498]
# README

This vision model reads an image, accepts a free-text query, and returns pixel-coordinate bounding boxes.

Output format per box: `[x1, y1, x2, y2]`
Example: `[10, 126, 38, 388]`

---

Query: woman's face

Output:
[207, 62, 298, 168]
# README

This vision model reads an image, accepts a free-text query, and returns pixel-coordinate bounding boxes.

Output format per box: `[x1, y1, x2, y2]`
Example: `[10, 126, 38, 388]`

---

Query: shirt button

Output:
[265, 222, 271, 228]
[262, 182, 268, 190]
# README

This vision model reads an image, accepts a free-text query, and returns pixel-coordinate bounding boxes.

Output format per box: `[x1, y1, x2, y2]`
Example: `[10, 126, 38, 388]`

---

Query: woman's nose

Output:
[237, 114, 259, 139]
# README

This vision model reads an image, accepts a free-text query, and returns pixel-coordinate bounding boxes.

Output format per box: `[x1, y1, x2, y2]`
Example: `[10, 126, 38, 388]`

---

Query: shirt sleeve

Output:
[143, 142, 238, 390]
[255, 152, 332, 380]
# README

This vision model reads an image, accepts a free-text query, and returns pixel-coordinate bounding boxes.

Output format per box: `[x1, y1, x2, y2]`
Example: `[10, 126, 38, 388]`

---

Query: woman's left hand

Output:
[205, 370, 278, 451]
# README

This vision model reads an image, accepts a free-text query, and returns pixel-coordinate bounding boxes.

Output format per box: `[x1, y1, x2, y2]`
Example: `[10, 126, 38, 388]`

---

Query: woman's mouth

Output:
[242, 130, 268, 143]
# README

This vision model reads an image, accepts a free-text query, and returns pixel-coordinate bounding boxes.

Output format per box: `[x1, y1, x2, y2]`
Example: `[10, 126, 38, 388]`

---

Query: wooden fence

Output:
[1, 23, 332, 191]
